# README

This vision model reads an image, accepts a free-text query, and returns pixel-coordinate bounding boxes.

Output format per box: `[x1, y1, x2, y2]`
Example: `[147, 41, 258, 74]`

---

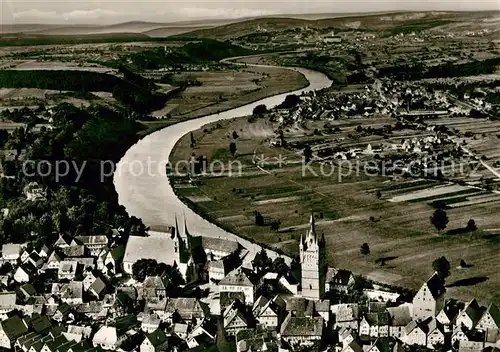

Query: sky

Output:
[1, 0, 499, 25]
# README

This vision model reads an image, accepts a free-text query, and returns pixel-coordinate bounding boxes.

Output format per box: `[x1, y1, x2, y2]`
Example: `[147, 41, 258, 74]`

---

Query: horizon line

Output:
[2, 9, 499, 27]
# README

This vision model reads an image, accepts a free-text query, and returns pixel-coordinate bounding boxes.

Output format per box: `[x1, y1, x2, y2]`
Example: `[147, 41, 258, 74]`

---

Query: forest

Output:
[0, 104, 147, 248]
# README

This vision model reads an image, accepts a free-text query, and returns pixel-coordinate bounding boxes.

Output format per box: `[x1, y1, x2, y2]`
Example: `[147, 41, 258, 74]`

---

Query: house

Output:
[280, 312, 324, 348]
[173, 323, 189, 339]
[366, 338, 403, 352]
[404, 321, 427, 346]
[0, 315, 29, 349]
[0, 292, 16, 320]
[252, 295, 283, 329]
[426, 318, 445, 349]
[45, 251, 62, 270]
[412, 273, 446, 321]
[223, 300, 252, 336]
[360, 312, 389, 338]
[207, 259, 229, 282]
[53, 302, 73, 322]
[58, 261, 78, 280]
[218, 268, 261, 306]
[485, 328, 500, 348]
[198, 236, 239, 261]
[387, 305, 412, 339]
[458, 341, 484, 352]
[455, 299, 483, 330]
[92, 326, 126, 350]
[54, 235, 71, 248]
[97, 246, 125, 276]
[327, 269, 356, 293]
[332, 304, 359, 330]
[63, 325, 92, 343]
[82, 271, 97, 291]
[14, 264, 35, 283]
[187, 319, 217, 348]
[76, 302, 108, 321]
[476, 303, 500, 331]
[436, 300, 461, 332]
[164, 298, 209, 324]
[75, 236, 108, 256]
[141, 314, 161, 333]
[339, 327, 357, 347]
[89, 277, 107, 299]
[60, 281, 84, 305]
[452, 325, 470, 345]
[140, 329, 169, 352]
[343, 340, 363, 352]
[316, 300, 330, 323]
[141, 275, 170, 300]
[1, 243, 24, 264]
[145, 298, 168, 321]
[27, 252, 44, 268]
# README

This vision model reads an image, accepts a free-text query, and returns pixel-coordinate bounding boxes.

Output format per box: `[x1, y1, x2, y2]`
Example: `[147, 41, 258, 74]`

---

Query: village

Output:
[0, 209, 496, 352]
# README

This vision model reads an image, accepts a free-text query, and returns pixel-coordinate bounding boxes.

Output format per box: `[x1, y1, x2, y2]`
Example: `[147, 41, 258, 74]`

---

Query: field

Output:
[151, 66, 309, 121]
[170, 115, 500, 305]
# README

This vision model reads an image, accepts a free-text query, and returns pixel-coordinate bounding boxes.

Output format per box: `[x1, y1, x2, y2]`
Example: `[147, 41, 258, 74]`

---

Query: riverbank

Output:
[113, 61, 332, 267]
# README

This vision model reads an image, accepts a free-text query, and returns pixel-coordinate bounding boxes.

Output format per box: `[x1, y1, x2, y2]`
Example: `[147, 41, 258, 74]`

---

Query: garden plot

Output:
[388, 184, 472, 202]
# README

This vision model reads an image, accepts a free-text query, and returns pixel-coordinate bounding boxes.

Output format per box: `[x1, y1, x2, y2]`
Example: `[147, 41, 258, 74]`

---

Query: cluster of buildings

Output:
[0, 213, 497, 352]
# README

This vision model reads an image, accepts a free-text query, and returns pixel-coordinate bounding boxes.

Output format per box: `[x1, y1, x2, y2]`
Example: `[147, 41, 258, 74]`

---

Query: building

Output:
[455, 299, 483, 330]
[387, 305, 412, 339]
[332, 304, 359, 330]
[92, 326, 126, 350]
[0, 316, 29, 349]
[300, 214, 327, 300]
[280, 312, 324, 348]
[218, 267, 261, 306]
[0, 292, 16, 320]
[75, 235, 108, 256]
[476, 303, 500, 331]
[140, 329, 169, 352]
[123, 232, 186, 275]
[412, 273, 446, 321]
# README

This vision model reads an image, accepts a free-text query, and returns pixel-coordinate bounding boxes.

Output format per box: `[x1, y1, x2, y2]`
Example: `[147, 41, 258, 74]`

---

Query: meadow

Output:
[170, 115, 500, 305]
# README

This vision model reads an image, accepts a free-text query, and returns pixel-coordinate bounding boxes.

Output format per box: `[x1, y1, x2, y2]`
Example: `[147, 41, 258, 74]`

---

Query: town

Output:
[0, 211, 497, 352]
[0, 6, 498, 352]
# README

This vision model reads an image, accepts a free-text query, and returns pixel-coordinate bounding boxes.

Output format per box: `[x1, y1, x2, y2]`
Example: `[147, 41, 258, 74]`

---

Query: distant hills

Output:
[1, 11, 498, 40]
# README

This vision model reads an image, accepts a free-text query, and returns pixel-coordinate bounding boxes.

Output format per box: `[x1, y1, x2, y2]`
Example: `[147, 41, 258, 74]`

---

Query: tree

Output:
[232, 131, 239, 139]
[190, 132, 195, 147]
[229, 142, 237, 156]
[432, 256, 451, 279]
[252, 249, 271, 272]
[466, 219, 477, 232]
[303, 145, 313, 162]
[360, 243, 370, 255]
[252, 104, 267, 116]
[255, 212, 264, 226]
[430, 208, 449, 233]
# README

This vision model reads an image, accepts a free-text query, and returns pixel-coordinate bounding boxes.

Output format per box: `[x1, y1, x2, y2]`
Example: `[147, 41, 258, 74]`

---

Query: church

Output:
[299, 214, 328, 300]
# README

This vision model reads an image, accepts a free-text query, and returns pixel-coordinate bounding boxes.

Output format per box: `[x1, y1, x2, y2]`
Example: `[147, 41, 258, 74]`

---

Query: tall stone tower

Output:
[300, 214, 327, 300]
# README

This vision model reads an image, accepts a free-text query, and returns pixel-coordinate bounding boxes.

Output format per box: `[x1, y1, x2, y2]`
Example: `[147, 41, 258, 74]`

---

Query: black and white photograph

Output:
[0, 0, 498, 351]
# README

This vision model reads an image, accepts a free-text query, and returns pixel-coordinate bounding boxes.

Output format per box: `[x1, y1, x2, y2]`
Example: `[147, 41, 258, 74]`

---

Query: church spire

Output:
[306, 213, 317, 243]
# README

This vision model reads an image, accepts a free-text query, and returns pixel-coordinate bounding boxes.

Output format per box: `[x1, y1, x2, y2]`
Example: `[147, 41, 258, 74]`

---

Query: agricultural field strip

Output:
[388, 184, 474, 202]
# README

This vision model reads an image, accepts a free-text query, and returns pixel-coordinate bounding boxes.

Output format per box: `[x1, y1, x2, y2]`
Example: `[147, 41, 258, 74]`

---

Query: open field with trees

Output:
[170, 114, 500, 305]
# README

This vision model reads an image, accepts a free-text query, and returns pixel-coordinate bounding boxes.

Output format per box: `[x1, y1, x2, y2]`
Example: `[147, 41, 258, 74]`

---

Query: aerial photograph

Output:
[0, 0, 498, 350]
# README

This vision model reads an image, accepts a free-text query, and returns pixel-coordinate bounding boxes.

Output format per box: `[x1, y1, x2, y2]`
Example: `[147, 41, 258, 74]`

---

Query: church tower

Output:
[300, 213, 327, 300]
[172, 214, 190, 264]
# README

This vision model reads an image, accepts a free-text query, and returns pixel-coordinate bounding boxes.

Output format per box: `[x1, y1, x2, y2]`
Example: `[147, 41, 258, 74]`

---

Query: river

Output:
[113, 63, 332, 261]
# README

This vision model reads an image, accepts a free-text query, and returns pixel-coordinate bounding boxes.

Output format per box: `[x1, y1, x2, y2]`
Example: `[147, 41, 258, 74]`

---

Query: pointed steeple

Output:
[306, 213, 317, 243]
[309, 213, 316, 235]
[174, 214, 181, 239]
[183, 212, 191, 239]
